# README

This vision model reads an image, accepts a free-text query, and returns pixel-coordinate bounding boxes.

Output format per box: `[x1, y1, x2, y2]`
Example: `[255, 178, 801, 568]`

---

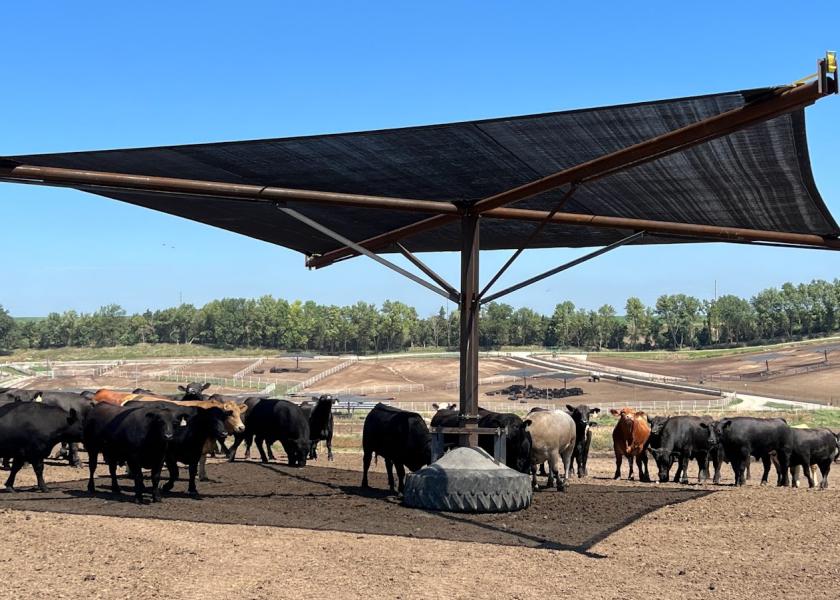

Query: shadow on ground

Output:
[0, 462, 712, 555]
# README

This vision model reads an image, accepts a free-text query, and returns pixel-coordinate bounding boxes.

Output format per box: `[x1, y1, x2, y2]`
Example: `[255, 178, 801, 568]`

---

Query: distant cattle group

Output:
[0, 384, 838, 506]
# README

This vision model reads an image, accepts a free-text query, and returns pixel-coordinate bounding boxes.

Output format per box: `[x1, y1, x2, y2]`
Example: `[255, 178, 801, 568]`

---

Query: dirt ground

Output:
[592, 346, 840, 404]
[315, 357, 516, 389]
[1, 450, 839, 599]
[593, 343, 840, 379]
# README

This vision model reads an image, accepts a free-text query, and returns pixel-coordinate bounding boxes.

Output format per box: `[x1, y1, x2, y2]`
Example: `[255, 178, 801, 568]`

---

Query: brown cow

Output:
[93, 389, 169, 405]
[610, 407, 651, 482]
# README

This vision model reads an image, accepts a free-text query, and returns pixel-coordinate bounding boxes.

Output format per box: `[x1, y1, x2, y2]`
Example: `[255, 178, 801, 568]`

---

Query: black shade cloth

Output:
[7, 86, 838, 257]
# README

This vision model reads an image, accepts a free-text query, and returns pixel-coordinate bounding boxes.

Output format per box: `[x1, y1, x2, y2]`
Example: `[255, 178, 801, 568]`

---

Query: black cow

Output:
[566, 404, 600, 478]
[224, 396, 271, 460]
[38, 391, 95, 467]
[362, 403, 431, 493]
[713, 417, 793, 487]
[785, 428, 840, 489]
[178, 382, 211, 400]
[0, 388, 42, 403]
[124, 401, 231, 497]
[84, 403, 186, 503]
[647, 416, 719, 484]
[0, 402, 83, 492]
[300, 395, 336, 461]
[0, 389, 93, 468]
[430, 406, 531, 474]
[227, 399, 310, 467]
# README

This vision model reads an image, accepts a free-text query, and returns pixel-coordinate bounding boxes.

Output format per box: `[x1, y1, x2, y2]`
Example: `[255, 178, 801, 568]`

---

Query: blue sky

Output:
[2, 2, 838, 317]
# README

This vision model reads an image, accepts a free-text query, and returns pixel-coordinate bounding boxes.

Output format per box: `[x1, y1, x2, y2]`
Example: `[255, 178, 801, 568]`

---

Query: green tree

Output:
[0, 305, 16, 351]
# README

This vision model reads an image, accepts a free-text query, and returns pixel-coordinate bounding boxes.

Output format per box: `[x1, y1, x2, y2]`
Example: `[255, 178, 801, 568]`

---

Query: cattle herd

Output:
[0, 383, 335, 503]
[0, 383, 838, 506]
[365, 403, 840, 495]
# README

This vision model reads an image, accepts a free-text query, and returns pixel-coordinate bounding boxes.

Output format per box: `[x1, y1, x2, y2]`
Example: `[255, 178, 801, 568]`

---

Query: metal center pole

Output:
[459, 214, 480, 447]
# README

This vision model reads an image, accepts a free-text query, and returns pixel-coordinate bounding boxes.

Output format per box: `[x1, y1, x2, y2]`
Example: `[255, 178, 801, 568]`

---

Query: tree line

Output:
[2, 278, 840, 354]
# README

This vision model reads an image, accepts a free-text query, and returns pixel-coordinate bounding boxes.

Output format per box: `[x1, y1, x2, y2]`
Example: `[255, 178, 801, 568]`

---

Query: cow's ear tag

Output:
[180, 417, 188, 427]
[34, 395, 43, 403]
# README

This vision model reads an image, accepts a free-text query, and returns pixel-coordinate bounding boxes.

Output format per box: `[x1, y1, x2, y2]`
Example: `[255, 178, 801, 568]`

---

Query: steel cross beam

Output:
[477, 184, 579, 302]
[480, 231, 646, 305]
[486, 207, 840, 250]
[307, 76, 836, 268]
[0, 162, 461, 216]
[395, 243, 458, 297]
[276, 206, 459, 302]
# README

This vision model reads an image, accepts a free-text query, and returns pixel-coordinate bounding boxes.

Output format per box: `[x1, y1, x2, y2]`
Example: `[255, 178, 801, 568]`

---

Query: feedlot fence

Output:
[287, 358, 359, 393]
[109, 368, 296, 393]
[233, 358, 266, 379]
[702, 360, 835, 382]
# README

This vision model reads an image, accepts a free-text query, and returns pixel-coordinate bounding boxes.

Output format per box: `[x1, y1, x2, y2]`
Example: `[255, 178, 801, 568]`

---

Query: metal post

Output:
[459, 214, 480, 447]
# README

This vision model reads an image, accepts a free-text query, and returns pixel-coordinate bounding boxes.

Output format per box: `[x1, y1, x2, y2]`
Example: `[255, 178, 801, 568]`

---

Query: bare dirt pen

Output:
[591, 343, 840, 404]
[2, 450, 839, 599]
[314, 356, 515, 389]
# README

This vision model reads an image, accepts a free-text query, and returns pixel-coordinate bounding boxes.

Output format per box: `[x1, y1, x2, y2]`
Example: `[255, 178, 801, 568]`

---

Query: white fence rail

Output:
[109, 368, 296, 392]
[234, 358, 265, 379]
[287, 358, 359, 394]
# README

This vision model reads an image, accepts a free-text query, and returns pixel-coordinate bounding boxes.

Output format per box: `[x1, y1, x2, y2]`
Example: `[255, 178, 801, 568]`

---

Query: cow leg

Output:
[776, 450, 791, 487]
[2, 457, 10, 470]
[198, 455, 209, 481]
[150, 463, 163, 503]
[68, 442, 82, 468]
[87, 449, 99, 495]
[560, 448, 573, 491]
[227, 432, 245, 462]
[712, 449, 722, 485]
[546, 451, 560, 490]
[538, 462, 548, 477]
[266, 441, 276, 461]
[361, 450, 372, 489]
[677, 454, 689, 484]
[255, 436, 269, 463]
[4, 456, 24, 492]
[530, 464, 539, 490]
[384, 457, 396, 493]
[760, 455, 772, 486]
[640, 452, 651, 483]
[327, 430, 334, 462]
[127, 460, 144, 503]
[187, 461, 199, 497]
[732, 449, 749, 486]
[613, 452, 623, 480]
[672, 458, 683, 483]
[818, 462, 831, 490]
[243, 432, 253, 459]
[802, 460, 816, 488]
[218, 439, 231, 458]
[395, 462, 407, 494]
[697, 453, 709, 483]
[109, 460, 121, 495]
[162, 458, 178, 493]
[628, 453, 636, 481]
[32, 458, 49, 492]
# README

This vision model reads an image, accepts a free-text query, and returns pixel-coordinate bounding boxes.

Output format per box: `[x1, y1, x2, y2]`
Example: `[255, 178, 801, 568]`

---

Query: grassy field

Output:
[1, 343, 275, 362]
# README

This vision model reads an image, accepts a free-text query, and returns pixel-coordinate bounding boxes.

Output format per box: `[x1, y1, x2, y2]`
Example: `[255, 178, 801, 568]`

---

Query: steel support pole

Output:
[459, 215, 480, 447]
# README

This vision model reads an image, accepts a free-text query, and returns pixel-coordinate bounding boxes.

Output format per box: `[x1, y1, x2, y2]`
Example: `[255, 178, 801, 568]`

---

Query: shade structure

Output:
[4, 86, 838, 259]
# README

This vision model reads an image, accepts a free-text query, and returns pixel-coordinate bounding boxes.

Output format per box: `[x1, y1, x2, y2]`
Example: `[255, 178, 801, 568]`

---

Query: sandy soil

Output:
[316, 358, 518, 389]
[593, 344, 840, 379]
[592, 347, 840, 405]
[1, 451, 839, 600]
